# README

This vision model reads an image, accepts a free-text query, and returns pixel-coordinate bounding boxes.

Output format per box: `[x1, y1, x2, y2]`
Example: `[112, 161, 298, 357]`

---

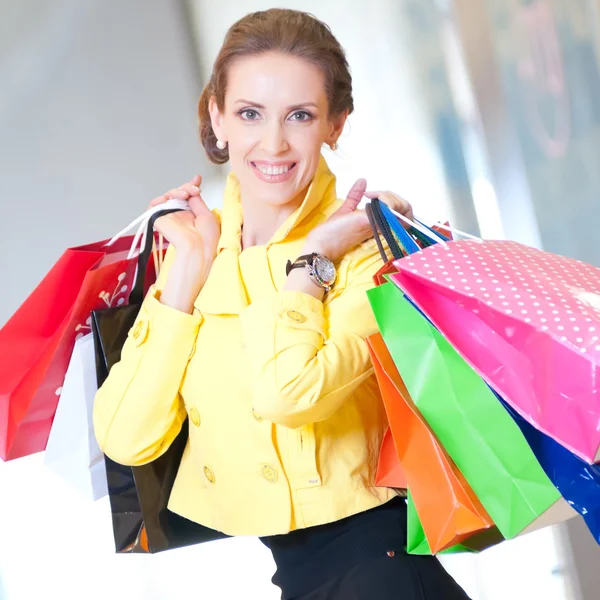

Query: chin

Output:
[252, 184, 299, 207]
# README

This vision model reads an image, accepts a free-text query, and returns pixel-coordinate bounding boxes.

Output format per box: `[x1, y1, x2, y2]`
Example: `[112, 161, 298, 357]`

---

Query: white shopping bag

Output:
[44, 333, 107, 500]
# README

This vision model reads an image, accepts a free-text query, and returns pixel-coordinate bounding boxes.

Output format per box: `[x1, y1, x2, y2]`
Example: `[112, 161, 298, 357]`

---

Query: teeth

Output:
[256, 164, 291, 176]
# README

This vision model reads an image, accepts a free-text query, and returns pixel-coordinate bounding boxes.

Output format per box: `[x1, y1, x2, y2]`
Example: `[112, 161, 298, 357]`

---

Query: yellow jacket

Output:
[93, 156, 396, 537]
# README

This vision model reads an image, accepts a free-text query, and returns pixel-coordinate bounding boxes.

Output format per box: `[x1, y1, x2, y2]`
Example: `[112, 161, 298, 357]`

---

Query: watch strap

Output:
[285, 253, 316, 276]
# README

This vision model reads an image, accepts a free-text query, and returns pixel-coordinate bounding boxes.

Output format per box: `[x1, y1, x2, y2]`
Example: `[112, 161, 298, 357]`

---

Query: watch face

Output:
[314, 255, 336, 286]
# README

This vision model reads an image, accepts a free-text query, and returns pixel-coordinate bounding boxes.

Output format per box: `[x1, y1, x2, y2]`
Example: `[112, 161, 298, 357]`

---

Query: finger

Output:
[178, 183, 201, 196]
[381, 191, 414, 230]
[164, 188, 191, 201]
[338, 178, 367, 214]
[190, 174, 202, 187]
[188, 194, 211, 216]
[365, 190, 409, 210]
[379, 190, 411, 213]
[149, 194, 169, 208]
[373, 191, 414, 223]
[389, 191, 414, 221]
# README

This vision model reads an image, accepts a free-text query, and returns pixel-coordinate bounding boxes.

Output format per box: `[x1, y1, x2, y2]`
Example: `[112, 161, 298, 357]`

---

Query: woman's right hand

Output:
[149, 175, 220, 257]
[150, 175, 221, 314]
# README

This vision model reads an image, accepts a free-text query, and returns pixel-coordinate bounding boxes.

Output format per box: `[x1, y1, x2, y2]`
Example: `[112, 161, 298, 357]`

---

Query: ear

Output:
[325, 110, 348, 147]
[208, 96, 226, 142]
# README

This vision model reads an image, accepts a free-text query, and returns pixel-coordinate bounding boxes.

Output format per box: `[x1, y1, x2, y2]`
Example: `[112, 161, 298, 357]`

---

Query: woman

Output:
[94, 8, 470, 600]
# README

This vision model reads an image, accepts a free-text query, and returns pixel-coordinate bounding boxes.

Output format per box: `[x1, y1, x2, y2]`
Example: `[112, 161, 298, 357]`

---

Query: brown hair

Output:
[198, 9, 354, 164]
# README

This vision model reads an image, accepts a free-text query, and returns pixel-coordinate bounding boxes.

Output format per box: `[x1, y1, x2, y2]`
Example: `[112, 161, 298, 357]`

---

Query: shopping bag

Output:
[0, 235, 145, 461]
[92, 208, 226, 553]
[497, 391, 600, 543]
[367, 332, 495, 553]
[367, 281, 579, 540]
[44, 333, 106, 499]
[406, 493, 471, 555]
[376, 427, 407, 489]
[405, 492, 503, 555]
[390, 238, 600, 463]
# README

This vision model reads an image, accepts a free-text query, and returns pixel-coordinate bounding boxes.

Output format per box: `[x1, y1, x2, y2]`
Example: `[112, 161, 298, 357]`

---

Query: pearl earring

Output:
[216, 139, 227, 150]
[330, 141, 339, 151]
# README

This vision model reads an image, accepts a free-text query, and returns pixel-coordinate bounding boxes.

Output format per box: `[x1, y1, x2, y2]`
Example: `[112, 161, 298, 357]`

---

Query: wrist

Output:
[283, 268, 325, 300]
[302, 235, 329, 258]
[160, 248, 212, 314]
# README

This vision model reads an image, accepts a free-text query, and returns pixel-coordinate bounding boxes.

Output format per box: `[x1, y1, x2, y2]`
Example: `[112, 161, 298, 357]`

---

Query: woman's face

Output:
[210, 52, 346, 208]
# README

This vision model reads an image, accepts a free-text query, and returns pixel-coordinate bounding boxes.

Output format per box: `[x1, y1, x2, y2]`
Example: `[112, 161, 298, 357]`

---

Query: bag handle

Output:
[105, 199, 192, 259]
[376, 203, 466, 256]
[376, 200, 422, 254]
[421, 219, 482, 242]
[365, 202, 389, 262]
[367, 201, 406, 261]
[385, 206, 481, 245]
[129, 208, 184, 305]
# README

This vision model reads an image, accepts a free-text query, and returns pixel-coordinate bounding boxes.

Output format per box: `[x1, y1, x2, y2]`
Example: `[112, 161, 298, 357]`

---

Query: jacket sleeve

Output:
[93, 243, 202, 466]
[239, 238, 384, 429]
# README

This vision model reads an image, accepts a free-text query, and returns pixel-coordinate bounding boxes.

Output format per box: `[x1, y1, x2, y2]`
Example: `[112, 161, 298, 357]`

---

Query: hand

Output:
[149, 176, 221, 313]
[149, 174, 220, 259]
[304, 179, 413, 262]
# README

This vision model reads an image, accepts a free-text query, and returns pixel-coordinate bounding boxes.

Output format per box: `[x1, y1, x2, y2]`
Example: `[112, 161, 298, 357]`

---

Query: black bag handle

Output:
[366, 202, 390, 263]
[369, 199, 405, 261]
[129, 208, 183, 305]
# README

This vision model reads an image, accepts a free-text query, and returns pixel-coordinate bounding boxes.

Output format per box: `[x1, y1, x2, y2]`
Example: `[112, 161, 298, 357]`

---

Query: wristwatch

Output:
[285, 253, 337, 292]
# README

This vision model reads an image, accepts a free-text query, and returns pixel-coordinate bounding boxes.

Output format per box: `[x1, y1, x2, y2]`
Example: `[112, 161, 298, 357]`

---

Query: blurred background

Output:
[1, 0, 600, 598]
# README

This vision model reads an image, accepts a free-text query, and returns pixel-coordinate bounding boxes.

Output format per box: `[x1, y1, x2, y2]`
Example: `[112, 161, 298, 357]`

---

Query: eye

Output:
[239, 109, 260, 121]
[289, 110, 313, 122]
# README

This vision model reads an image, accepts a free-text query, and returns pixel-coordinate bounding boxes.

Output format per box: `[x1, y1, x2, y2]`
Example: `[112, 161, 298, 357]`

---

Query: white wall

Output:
[0, 0, 219, 327]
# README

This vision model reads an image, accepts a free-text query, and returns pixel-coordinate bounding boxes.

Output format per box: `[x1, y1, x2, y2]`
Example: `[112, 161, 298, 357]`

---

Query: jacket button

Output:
[189, 408, 201, 427]
[131, 320, 148, 346]
[204, 466, 216, 484]
[286, 310, 306, 324]
[252, 409, 263, 423]
[261, 464, 278, 483]
[132, 320, 145, 339]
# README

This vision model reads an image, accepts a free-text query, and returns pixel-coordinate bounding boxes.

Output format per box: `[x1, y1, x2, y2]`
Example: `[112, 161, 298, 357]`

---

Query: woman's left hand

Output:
[304, 178, 413, 263]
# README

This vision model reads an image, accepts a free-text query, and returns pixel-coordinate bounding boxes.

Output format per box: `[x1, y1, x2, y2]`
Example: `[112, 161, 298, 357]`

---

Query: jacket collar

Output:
[195, 155, 337, 316]
[216, 155, 337, 253]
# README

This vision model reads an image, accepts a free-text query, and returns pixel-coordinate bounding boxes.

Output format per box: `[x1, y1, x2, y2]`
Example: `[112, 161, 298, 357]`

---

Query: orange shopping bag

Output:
[367, 332, 496, 553]
[376, 427, 407, 489]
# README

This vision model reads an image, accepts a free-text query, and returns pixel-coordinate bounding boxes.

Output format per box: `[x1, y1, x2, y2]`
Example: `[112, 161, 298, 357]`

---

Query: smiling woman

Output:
[92, 7, 468, 600]
[198, 16, 351, 247]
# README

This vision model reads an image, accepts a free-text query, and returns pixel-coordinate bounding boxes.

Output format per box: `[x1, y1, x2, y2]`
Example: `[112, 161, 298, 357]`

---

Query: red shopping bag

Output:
[391, 239, 600, 463]
[0, 235, 158, 461]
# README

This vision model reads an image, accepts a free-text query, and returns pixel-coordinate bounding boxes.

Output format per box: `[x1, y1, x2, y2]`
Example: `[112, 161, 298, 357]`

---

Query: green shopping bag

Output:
[367, 282, 577, 540]
[406, 492, 505, 555]
[406, 493, 474, 555]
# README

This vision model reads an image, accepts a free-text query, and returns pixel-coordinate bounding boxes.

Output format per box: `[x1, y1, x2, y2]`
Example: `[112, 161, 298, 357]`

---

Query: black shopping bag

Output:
[92, 209, 227, 553]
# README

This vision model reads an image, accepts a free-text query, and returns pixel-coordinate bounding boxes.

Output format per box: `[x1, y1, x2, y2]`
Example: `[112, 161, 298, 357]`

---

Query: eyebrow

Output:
[234, 99, 319, 110]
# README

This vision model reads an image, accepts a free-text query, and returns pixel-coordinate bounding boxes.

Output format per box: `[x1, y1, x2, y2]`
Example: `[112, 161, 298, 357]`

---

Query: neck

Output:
[240, 186, 308, 249]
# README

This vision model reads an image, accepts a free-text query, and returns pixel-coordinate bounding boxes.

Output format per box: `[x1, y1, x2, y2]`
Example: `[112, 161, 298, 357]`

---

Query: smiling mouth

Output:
[251, 162, 297, 176]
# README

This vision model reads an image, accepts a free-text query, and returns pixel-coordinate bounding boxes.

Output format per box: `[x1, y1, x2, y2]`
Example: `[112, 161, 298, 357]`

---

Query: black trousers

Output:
[291, 551, 471, 600]
[263, 497, 471, 600]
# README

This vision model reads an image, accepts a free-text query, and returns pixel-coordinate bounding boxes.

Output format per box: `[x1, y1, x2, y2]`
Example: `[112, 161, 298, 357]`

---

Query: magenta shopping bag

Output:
[390, 238, 600, 463]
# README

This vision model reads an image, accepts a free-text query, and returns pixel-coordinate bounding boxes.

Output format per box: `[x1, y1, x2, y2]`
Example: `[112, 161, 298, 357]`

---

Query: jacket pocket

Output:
[293, 423, 322, 490]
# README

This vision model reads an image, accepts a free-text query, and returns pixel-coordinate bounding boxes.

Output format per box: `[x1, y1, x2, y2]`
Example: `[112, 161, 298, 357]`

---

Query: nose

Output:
[261, 120, 289, 155]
